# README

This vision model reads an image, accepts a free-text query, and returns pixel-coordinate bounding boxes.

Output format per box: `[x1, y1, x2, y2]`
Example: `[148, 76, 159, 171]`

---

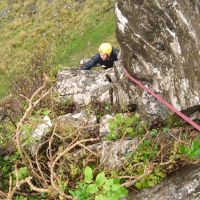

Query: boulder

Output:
[115, 0, 200, 120]
[58, 111, 97, 126]
[55, 64, 136, 111]
[56, 67, 113, 105]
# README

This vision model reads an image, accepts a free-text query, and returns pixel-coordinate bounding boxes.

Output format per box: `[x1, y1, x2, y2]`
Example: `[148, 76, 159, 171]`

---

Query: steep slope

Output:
[0, 0, 117, 99]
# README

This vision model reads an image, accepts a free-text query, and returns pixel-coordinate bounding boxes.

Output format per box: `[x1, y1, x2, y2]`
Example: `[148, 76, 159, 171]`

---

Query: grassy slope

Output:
[0, 0, 117, 99]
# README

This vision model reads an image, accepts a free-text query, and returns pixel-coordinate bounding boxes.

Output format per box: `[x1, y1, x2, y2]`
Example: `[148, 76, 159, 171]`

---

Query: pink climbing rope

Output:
[124, 68, 200, 132]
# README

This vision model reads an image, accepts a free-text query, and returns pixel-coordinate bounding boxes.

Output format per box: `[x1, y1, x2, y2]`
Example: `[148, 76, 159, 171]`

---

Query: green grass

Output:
[0, 0, 117, 99]
[0, 70, 10, 100]
[53, 12, 116, 67]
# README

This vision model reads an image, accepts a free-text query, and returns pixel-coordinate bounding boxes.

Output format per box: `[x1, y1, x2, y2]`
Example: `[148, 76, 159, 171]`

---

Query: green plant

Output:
[70, 166, 128, 200]
[15, 194, 46, 200]
[0, 122, 16, 146]
[107, 113, 145, 140]
[149, 129, 158, 137]
[135, 166, 165, 189]
[131, 139, 158, 163]
[124, 138, 165, 189]
[15, 196, 27, 200]
[179, 136, 200, 160]
[0, 153, 19, 191]
[12, 166, 29, 186]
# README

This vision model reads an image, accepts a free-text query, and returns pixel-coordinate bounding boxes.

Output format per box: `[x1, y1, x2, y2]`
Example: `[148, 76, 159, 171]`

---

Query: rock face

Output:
[115, 0, 200, 119]
[131, 164, 200, 200]
[56, 67, 114, 105]
[56, 64, 137, 111]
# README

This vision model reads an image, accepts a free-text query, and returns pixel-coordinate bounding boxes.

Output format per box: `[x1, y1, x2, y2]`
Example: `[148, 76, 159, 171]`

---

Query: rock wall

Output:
[115, 0, 200, 119]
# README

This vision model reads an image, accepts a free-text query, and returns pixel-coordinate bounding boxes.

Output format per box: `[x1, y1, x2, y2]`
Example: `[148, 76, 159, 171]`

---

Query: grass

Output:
[0, 0, 117, 100]
[0, 70, 10, 99]
[53, 12, 117, 67]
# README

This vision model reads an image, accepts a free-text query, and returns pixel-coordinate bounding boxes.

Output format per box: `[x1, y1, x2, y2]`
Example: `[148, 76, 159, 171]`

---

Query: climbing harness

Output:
[124, 68, 200, 132]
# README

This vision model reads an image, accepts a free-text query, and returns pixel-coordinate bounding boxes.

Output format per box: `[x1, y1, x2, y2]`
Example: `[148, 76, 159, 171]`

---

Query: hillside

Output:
[0, 0, 117, 99]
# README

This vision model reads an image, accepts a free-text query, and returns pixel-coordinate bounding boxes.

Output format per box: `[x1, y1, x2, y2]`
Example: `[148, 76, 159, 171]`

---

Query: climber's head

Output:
[99, 43, 112, 60]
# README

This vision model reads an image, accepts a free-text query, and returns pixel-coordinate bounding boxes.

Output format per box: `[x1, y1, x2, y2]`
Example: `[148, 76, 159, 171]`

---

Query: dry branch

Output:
[122, 163, 154, 188]
[50, 138, 99, 199]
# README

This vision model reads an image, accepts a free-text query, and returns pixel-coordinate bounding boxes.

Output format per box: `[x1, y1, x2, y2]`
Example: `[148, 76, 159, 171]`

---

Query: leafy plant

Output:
[70, 166, 128, 200]
[107, 113, 145, 140]
[124, 138, 165, 189]
[131, 139, 158, 163]
[0, 123, 16, 146]
[149, 129, 158, 137]
[14, 166, 28, 181]
[179, 136, 200, 160]
[0, 153, 19, 191]
[135, 167, 165, 189]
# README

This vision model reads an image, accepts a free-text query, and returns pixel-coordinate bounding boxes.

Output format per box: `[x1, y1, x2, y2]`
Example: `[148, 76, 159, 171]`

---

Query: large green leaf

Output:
[95, 194, 107, 200]
[86, 184, 98, 194]
[96, 172, 106, 186]
[84, 166, 93, 183]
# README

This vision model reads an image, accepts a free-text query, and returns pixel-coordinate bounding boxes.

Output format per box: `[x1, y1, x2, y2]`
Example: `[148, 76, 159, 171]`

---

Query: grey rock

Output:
[56, 68, 112, 105]
[31, 116, 52, 138]
[131, 164, 200, 200]
[73, 139, 138, 169]
[55, 64, 132, 110]
[115, 0, 200, 120]
[55, 62, 167, 122]
[99, 114, 114, 137]
[29, 116, 52, 155]
[97, 140, 138, 169]
[58, 111, 97, 129]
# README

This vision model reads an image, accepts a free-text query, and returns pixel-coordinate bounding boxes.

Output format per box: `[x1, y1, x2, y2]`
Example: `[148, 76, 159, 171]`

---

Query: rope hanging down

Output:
[124, 68, 200, 132]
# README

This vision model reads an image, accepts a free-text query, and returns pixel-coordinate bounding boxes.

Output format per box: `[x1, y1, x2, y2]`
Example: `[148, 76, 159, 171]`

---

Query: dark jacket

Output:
[81, 47, 119, 70]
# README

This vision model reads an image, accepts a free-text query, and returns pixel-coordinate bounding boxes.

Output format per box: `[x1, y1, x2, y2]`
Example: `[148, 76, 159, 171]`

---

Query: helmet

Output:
[98, 43, 112, 54]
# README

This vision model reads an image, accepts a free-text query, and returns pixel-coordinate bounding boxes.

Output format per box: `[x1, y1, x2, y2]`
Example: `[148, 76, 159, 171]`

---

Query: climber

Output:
[80, 43, 119, 70]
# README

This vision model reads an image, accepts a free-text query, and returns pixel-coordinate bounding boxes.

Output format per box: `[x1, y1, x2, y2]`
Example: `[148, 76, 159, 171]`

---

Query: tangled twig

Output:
[121, 162, 154, 188]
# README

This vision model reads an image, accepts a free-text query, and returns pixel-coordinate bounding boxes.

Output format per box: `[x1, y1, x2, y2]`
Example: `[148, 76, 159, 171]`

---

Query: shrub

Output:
[107, 113, 145, 140]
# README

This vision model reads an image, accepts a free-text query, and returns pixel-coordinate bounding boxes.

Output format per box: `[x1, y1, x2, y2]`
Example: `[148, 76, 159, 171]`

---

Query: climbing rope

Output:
[124, 68, 200, 132]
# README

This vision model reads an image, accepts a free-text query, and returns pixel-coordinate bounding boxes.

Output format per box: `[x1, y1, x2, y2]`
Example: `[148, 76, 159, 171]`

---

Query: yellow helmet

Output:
[98, 43, 112, 54]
